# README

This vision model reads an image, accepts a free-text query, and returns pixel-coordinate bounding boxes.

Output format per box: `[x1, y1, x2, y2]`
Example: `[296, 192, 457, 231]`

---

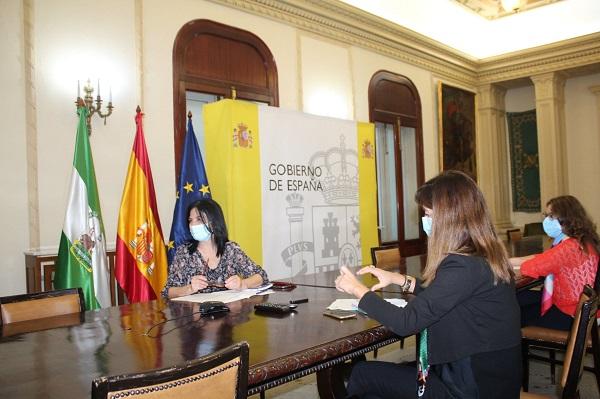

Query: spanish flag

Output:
[115, 108, 167, 302]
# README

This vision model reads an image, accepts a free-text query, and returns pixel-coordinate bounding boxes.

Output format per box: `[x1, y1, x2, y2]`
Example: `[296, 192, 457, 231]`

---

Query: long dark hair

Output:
[547, 195, 600, 255]
[187, 199, 229, 257]
[415, 170, 513, 285]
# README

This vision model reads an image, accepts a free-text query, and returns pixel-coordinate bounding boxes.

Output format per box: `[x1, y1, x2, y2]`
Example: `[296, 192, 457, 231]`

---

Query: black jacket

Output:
[358, 254, 521, 364]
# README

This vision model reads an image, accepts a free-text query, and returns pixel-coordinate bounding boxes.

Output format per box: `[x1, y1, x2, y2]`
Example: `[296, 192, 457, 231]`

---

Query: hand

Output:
[190, 275, 208, 292]
[356, 265, 396, 291]
[225, 275, 246, 291]
[335, 266, 369, 299]
[509, 255, 534, 267]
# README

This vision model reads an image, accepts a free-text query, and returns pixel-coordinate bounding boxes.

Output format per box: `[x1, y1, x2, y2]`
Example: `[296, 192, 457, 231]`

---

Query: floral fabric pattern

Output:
[161, 241, 268, 297]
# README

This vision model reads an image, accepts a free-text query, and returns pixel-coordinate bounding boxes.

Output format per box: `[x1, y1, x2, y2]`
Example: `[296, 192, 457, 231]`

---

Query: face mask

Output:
[190, 224, 212, 242]
[542, 216, 562, 239]
[421, 216, 432, 237]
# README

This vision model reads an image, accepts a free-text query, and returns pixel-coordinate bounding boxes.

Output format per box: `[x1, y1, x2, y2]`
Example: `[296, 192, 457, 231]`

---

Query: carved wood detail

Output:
[247, 326, 398, 394]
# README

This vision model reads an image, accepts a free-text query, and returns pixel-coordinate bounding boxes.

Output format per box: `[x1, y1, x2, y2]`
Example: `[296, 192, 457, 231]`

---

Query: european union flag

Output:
[167, 117, 211, 264]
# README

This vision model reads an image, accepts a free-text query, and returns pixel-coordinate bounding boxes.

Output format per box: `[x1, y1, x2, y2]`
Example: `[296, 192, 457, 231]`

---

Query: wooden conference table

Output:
[0, 284, 403, 399]
[0, 236, 547, 399]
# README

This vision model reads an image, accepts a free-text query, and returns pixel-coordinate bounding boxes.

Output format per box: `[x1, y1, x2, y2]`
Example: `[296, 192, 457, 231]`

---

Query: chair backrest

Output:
[507, 228, 523, 242]
[523, 222, 544, 237]
[370, 245, 401, 268]
[0, 288, 84, 325]
[91, 341, 250, 399]
[560, 285, 599, 398]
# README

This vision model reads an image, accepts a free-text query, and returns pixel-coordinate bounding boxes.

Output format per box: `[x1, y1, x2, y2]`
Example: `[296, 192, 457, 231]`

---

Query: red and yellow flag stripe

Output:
[115, 111, 167, 302]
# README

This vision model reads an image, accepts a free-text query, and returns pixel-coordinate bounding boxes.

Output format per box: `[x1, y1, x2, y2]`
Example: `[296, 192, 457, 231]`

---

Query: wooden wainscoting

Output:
[24, 250, 125, 306]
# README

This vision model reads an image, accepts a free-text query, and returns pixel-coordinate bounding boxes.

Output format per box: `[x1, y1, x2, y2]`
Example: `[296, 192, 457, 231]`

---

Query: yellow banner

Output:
[203, 100, 263, 264]
[357, 122, 378, 264]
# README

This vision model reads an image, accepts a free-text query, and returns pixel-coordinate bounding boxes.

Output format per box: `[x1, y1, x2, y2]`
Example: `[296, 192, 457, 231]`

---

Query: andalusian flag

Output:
[203, 100, 378, 280]
[115, 109, 168, 303]
[55, 107, 111, 310]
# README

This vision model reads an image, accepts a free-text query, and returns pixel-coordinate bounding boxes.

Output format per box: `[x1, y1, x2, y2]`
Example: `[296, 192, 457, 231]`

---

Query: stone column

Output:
[476, 83, 512, 228]
[530, 72, 568, 202]
[590, 85, 600, 134]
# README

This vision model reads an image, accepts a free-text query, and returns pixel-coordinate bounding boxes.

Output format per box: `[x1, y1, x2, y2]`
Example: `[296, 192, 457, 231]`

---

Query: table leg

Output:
[316, 363, 348, 399]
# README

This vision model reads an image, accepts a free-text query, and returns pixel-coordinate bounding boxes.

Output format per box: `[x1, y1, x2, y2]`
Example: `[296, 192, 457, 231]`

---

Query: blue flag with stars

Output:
[167, 117, 211, 264]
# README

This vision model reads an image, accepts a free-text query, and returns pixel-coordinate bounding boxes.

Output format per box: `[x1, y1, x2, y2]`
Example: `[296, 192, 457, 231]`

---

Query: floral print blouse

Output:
[161, 241, 269, 297]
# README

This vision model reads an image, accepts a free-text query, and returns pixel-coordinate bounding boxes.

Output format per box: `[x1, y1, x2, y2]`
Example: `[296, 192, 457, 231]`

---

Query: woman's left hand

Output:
[335, 266, 369, 299]
[225, 275, 246, 290]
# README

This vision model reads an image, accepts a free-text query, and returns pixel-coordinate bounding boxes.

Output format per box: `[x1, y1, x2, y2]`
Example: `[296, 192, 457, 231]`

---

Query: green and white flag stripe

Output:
[55, 107, 111, 310]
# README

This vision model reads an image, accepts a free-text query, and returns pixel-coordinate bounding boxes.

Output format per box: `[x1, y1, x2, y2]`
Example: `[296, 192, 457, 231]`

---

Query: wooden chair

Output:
[524, 222, 544, 237]
[521, 260, 600, 393]
[370, 245, 401, 268]
[507, 228, 523, 242]
[91, 341, 249, 399]
[0, 287, 84, 325]
[521, 285, 600, 398]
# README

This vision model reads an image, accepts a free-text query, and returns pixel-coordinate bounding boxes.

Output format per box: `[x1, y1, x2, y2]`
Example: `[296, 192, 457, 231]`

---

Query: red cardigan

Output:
[521, 238, 599, 317]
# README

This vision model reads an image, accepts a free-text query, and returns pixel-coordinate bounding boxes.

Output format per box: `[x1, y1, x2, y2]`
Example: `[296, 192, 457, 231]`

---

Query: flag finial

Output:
[187, 111, 192, 119]
[136, 105, 142, 114]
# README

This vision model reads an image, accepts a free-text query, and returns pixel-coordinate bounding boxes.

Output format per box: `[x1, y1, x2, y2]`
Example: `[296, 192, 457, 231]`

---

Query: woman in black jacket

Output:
[335, 170, 521, 399]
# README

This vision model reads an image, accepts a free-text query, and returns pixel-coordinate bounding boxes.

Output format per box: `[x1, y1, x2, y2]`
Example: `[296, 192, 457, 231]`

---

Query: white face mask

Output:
[190, 224, 212, 242]
[421, 216, 432, 237]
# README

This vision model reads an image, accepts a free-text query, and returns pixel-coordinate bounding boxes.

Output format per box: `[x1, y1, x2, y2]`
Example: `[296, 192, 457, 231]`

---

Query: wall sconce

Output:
[500, 0, 522, 12]
[75, 79, 114, 135]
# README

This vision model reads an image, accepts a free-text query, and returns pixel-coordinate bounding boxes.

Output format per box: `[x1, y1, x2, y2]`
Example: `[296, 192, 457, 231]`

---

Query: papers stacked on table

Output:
[172, 283, 273, 303]
[327, 297, 407, 312]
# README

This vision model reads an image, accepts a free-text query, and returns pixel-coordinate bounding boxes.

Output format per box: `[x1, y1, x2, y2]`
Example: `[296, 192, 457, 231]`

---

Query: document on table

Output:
[327, 297, 407, 311]
[172, 283, 273, 303]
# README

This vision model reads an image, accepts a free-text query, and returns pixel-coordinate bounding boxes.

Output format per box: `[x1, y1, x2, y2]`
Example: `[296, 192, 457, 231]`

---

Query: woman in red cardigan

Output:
[511, 195, 600, 330]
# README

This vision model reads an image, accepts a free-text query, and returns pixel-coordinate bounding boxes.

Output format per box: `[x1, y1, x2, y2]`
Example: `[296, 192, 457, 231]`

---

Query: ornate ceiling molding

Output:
[477, 32, 600, 84]
[209, 0, 478, 85]
[208, 0, 600, 87]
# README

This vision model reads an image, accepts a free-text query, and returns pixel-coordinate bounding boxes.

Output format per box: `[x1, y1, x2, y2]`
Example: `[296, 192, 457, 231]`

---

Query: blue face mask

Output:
[421, 216, 432, 237]
[542, 216, 563, 239]
[190, 224, 212, 242]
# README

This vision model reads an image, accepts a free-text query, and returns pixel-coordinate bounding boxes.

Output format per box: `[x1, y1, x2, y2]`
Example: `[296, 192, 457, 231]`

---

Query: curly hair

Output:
[547, 195, 600, 255]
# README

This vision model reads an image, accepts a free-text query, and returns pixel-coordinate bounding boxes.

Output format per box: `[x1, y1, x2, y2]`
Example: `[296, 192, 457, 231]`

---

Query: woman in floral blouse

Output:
[162, 198, 268, 299]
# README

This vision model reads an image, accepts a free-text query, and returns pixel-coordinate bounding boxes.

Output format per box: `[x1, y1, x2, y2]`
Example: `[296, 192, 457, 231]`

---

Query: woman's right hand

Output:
[190, 275, 208, 292]
[356, 265, 398, 291]
[509, 254, 535, 268]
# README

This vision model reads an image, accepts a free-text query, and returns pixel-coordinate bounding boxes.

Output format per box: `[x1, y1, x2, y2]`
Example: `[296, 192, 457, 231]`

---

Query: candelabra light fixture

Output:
[75, 79, 114, 135]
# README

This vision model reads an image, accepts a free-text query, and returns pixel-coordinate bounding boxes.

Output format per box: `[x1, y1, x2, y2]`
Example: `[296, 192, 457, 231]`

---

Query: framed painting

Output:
[437, 82, 477, 180]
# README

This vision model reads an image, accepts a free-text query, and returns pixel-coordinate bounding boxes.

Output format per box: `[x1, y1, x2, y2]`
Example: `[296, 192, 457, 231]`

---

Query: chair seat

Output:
[520, 391, 551, 399]
[522, 325, 594, 347]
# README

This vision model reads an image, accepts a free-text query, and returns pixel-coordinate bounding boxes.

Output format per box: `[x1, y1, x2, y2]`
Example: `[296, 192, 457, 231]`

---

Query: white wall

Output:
[0, 0, 443, 295]
[565, 72, 600, 225]
[34, 0, 138, 253]
[0, 0, 29, 295]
